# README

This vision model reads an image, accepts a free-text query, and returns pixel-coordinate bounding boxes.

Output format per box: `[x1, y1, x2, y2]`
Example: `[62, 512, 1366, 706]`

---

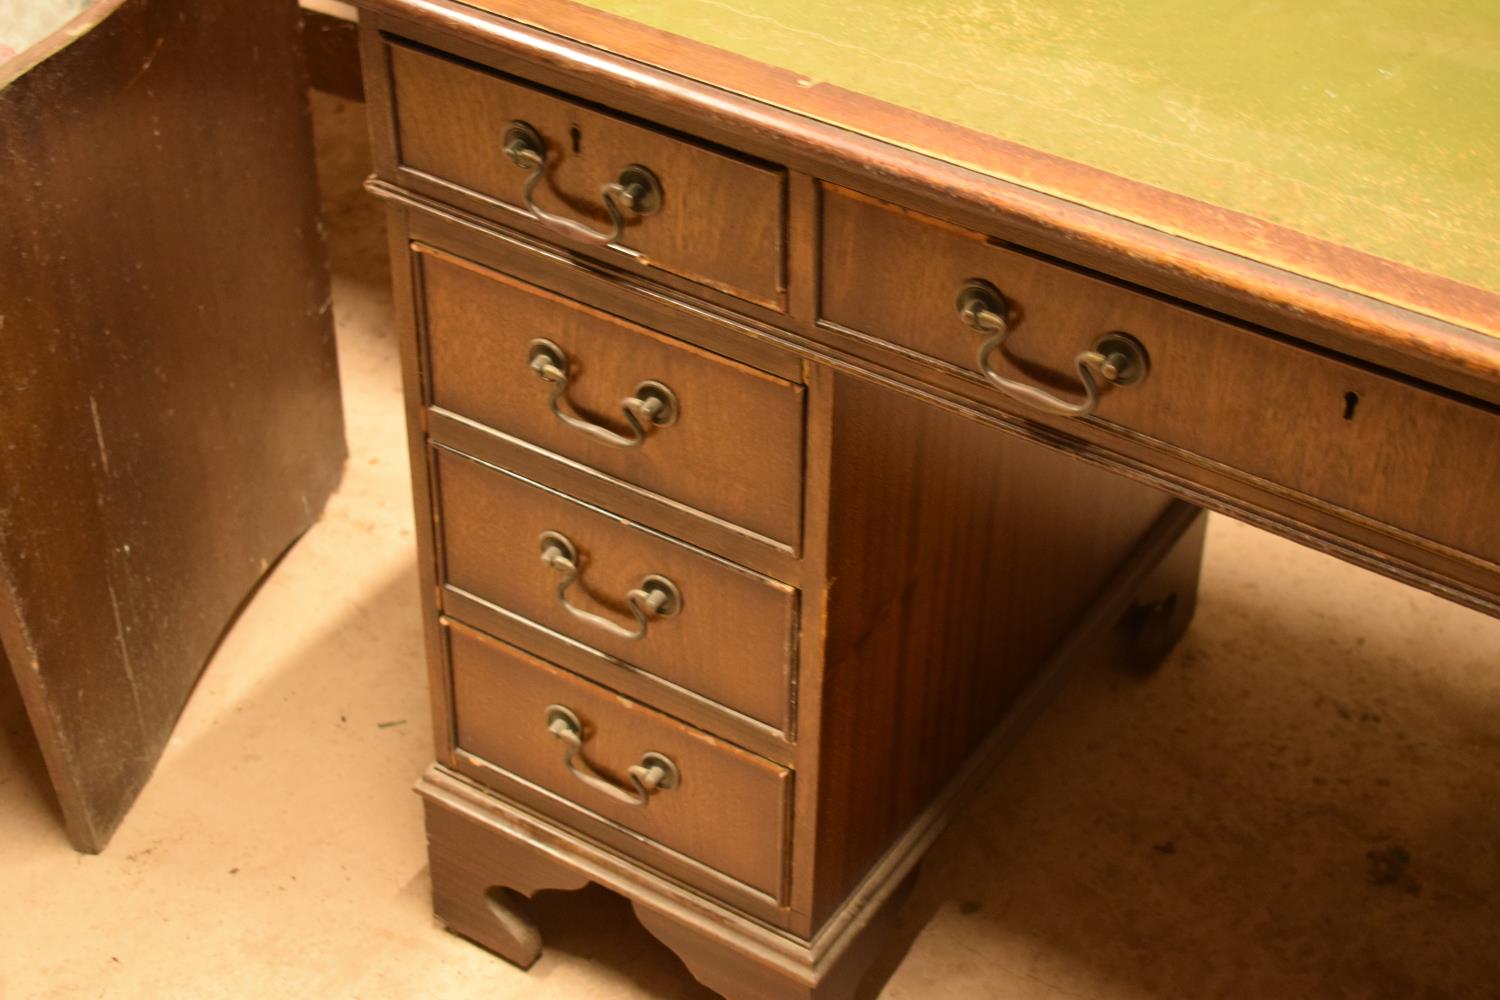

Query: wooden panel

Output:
[0, 0, 345, 853]
[418, 245, 805, 546]
[820, 186, 1500, 571]
[435, 448, 798, 730]
[809, 372, 1173, 925]
[386, 39, 786, 306]
[448, 622, 792, 898]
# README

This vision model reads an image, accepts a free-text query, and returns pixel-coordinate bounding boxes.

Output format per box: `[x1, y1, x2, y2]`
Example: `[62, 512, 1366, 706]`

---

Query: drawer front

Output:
[435, 448, 798, 730]
[418, 246, 806, 547]
[387, 41, 786, 307]
[448, 623, 791, 898]
[821, 186, 1500, 567]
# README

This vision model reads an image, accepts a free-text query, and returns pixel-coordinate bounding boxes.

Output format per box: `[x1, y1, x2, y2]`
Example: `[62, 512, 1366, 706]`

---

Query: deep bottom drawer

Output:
[447, 622, 791, 899]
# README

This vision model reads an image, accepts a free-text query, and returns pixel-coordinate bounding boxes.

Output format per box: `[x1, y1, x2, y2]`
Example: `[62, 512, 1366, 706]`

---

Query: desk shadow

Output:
[875, 520, 1500, 999]
[0, 646, 64, 832]
[522, 884, 720, 999]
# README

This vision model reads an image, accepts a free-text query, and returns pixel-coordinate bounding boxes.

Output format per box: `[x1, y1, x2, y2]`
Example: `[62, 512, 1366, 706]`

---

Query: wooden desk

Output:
[351, 1, 1498, 995]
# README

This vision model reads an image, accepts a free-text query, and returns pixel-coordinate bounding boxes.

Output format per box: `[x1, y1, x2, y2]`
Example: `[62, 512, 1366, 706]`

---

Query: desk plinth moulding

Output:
[352, 0, 1500, 996]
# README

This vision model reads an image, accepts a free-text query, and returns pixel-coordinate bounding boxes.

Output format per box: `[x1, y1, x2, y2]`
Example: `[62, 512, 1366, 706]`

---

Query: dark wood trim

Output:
[778, 360, 836, 930]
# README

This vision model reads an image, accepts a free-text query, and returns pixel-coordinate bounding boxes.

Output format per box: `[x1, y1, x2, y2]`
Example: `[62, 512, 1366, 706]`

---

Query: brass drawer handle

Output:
[528, 339, 679, 449]
[545, 705, 680, 807]
[957, 279, 1148, 418]
[503, 120, 663, 247]
[538, 530, 682, 641]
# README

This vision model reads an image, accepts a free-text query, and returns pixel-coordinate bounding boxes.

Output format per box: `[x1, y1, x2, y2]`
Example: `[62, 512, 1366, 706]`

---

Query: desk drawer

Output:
[418, 246, 805, 546]
[387, 40, 785, 307]
[821, 187, 1500, 567]
[448, 623, 791, 899]
[435, 448, 798, 731]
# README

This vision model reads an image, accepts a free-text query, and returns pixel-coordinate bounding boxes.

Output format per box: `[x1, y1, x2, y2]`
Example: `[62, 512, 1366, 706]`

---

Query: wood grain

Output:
[386, 39, 787, 306]
[417, 245, 806, 545]
[354, 4, 1500, 996]
[806, 371, 1173, 925]
[821, 186, 1500, 572]
[0, 0, 345, 852]
[434, 447, 798, 730]
[448, 622, 793, 899]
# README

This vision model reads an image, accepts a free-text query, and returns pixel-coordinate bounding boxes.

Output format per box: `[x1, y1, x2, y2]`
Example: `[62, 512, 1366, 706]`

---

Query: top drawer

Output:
[820, 186, 1500, 569]
[384, 40, 787, 308]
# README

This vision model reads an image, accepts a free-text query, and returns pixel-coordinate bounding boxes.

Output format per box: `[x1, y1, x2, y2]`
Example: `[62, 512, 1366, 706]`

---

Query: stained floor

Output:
[2, 94, 1498, 1000]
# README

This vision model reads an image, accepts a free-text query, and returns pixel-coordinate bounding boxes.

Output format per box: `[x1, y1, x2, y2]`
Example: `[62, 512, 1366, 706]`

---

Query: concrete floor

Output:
[3, 94, 1499, 1000]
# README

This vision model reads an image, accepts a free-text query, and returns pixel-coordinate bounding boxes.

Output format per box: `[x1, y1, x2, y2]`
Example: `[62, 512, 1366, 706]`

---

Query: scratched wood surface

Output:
[0, 0, 346, 852]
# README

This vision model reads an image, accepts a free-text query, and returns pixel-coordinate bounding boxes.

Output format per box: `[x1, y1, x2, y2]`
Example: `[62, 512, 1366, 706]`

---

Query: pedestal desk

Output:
[349, 1, 1500, 995]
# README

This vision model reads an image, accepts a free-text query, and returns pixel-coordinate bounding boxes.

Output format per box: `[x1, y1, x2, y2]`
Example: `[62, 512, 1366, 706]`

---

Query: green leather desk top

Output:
[572, 0, 1499, 311]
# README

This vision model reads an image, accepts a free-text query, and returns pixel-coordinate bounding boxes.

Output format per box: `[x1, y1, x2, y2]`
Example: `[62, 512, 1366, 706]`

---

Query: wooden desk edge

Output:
[355, 0, 1500, 405]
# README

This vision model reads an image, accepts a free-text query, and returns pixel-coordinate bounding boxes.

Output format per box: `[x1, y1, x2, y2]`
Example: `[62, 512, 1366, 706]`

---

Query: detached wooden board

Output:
[0, 0, 346, 852]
